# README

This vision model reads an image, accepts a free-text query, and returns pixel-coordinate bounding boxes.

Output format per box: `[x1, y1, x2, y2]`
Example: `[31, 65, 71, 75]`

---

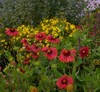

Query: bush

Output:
[0, 0, 87, 28]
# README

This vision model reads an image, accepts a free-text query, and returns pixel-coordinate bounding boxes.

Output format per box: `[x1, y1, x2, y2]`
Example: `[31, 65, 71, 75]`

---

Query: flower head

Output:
[25, 45, 31, 52]
[19, 68, 25, 73]
[31, 52, 39, 59]
[5, 28, 18, 36]
[21, 38, 28, 46]
[35, 32, 46, 41]
[23, 58, 30, 65]
[79, 46, 89, 58]
[58, 49, 76, 63]
[31, 44, 41, 52]
[46, 35, 60, 44]
[42, 47, 58, 60]
[56, 75, 73, 89]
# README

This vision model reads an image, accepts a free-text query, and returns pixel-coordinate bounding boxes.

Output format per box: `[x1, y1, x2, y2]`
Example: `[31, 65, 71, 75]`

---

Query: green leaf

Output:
[76, 59, 83, 67]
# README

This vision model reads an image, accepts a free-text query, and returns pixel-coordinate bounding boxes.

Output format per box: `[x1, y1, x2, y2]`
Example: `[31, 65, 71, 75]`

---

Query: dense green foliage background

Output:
[0, 0, 87, 27]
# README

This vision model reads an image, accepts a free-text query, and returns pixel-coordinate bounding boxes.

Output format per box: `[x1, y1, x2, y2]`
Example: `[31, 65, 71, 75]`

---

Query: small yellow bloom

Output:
[0, 34, 2, 37]
[26, 54, 30, 58]
[1, 40, 5, 43]
[70, 24, 75, 29]
[66, 84, 73, 92]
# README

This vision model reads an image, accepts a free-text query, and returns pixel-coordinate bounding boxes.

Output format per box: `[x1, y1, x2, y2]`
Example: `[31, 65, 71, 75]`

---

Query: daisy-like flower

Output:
[25, 45, 31, 52]
[42, 47, 58, 60]
[79, 46, 89, 58]
[31, 44, 41, 52]
[56, 75, 73, 89]
[5, 28, 18, 36]
[46, 35, 60, 44]
[35, 32, 46, 41]
[21, 38, 28, 46]
[23, 58, 30, 65]
[58, 49, 76, 63]
[31, 52, 39, 59]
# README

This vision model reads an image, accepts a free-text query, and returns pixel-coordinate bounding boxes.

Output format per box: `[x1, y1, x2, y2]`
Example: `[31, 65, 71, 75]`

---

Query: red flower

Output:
[76, 25, 82, 30]
[42, 47, 58, 60]
[31, 44, 41, 52]
[56, 75, 73, 89]
[79, 46, 89, 58]
[21, 38, 28, 46]
[58, 49, 76, 63]
[35, 32, 46, 41]
[5, 28, 18, 36]
[31, 52, 39, 59]
[25, 45, 31, 52]
[46, 35, 60, 44]
[19, 68, 25, 73]
[23, 58, 30, 65]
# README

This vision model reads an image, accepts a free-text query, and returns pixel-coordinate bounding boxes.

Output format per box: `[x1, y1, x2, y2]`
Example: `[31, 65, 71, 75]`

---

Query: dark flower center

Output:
[35, 45, 38, 49]
[62, 79, 67, 84]
[63, 50, 70, 56]
[47, 49, 52, 54]
[10, 29, 15, 32]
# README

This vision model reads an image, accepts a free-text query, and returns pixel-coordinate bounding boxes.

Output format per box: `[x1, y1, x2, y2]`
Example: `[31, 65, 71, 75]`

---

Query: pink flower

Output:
[31, 52, 39, 59]
[79, 46, 89, 58]
[31, 44, 41, 52]
[58, 49, 76, 63]
[25, 45, 31, 52]
[23, 58, 30, 65]
[35, 32, 46, 41]
[5, 28, 18, 36]
[42, 47, 58, 60]
[46, 35, 60, 44]
[21, 38, 28, 46]
[56, 75, 73, 89]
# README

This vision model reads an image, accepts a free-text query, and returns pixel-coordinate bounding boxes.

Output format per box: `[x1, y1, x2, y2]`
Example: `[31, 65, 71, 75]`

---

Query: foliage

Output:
[0, 0, 87, 28]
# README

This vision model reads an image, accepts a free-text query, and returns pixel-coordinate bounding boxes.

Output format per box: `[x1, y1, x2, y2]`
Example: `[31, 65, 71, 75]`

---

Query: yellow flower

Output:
[70, 24, 75, 29]
[59, 36, 63, 40]
[26, 54, 30, 58]
[0, 34, 2, 37]
[1, 39, 5, 43]
[66, 84, 73, 92]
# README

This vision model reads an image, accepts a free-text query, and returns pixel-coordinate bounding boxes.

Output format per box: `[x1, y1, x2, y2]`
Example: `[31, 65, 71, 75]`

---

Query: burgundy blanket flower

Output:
[58, 49, 76, 63]
[21, 38, 28, 46]
[35, 32, 46, 41]
[42, 47, 58, 60]
[31, 52, 39, 59]
[31, 44, 41, 52]
[79, 46, 89, 58]
[56, 75, 73, 89]
[5, 28, 18, 36]
[23, 58, 30, 65]
[46, 35, 60, 44]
